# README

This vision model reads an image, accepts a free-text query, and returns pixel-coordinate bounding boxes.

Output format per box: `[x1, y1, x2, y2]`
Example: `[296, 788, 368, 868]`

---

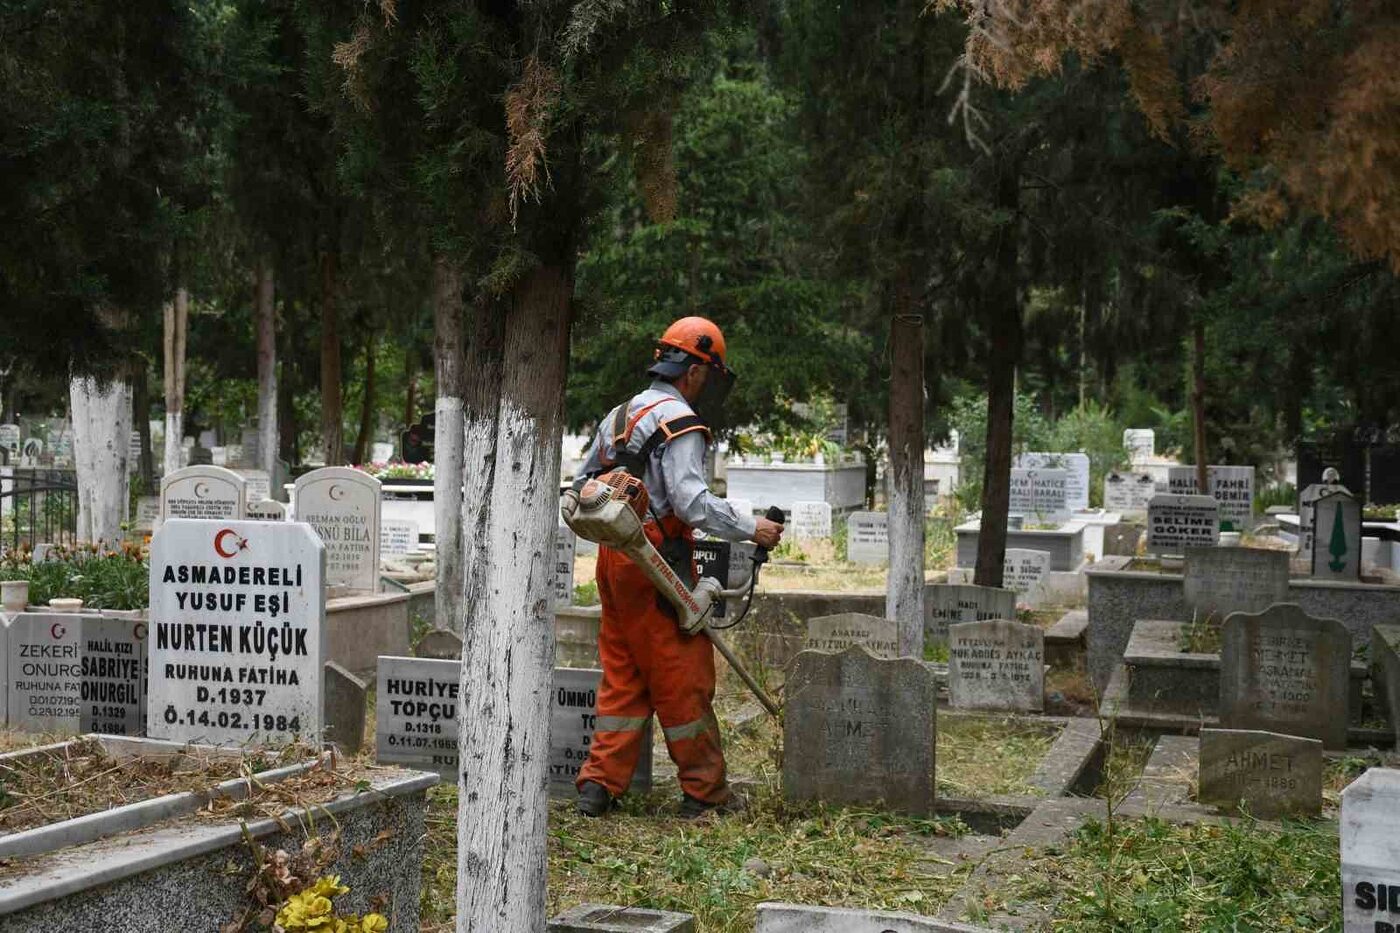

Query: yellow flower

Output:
[311, 875, 350, 898]
[359, 914, 388, 933]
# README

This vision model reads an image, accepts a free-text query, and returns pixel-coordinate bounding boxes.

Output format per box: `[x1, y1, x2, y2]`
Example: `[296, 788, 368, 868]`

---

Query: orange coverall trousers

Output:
[576, 514, 730, 804]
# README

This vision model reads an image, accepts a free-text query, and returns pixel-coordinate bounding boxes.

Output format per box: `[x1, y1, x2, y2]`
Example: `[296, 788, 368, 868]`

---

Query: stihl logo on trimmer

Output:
[647, 551, 701, 613]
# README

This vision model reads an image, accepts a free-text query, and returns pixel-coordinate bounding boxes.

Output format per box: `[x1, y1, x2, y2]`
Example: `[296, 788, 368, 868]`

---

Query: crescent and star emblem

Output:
[134, 623, 148, 641]
[194, 481, 210, 499]
[214, 528, 248, 558]
[50, 622, 66, 640]
[328, 484, 345, 501]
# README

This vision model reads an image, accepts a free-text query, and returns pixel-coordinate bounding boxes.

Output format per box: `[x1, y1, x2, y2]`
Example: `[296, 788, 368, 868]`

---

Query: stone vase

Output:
[1, 579, 28, 612]
[48, 597, 84, 612]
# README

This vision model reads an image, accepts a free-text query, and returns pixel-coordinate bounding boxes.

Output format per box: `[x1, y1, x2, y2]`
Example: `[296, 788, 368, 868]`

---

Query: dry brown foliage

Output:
[938, 0, 1400, 269]
[331, 23, 375, 114]
[505, 56, 561, 226]
[627, 107, 678, 223]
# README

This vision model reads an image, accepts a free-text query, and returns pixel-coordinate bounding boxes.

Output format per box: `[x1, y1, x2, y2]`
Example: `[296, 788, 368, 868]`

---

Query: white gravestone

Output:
[375, 655, 461, 777]
[1169, 465, 1255, 531]
[7, 612, 83, 735]
[1342, 767, 1400, 932]
[803, 613, 898, 658]
[1312, 488, 1362, 582]
[1146, 494, 1219, 554]
[160, 465, 247, 523]
[80, 614, 148, 736]
[234, 468, 272, 503]
[147, 519, 326, 746]
[1123, 429, 1155, 460]
[555, 525, 577, 607]
[791, 501, 833, 541]
[1016, 453, 1090, 512]
[1008, 468, 1070, 524]
[845, 511, 888, 565]
[294, 467, 382, 593]
[1002, 548, 1051, 596]
[246, 499, 288, 521]
[550, 666, 651, 798]
[380, 520, 420, 556]
[947, 619, 1045, 712]
[0, 423, 19, 456]
[1103, 471, 1156, 514]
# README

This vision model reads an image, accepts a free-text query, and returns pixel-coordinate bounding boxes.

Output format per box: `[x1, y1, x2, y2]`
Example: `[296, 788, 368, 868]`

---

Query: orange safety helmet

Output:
[655, 317, 726, 366]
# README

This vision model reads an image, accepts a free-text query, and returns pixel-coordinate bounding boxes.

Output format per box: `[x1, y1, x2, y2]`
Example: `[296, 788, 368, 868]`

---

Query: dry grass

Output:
[936, 716, 1059, 798]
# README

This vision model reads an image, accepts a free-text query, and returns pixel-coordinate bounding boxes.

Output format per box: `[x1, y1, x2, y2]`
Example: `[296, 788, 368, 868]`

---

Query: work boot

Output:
[576, 781, 614, 818]
[679, 789, 748, 820]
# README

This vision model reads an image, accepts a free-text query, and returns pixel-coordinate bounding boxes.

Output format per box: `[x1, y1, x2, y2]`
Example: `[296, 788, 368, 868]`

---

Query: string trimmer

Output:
[561, 472, 783, 716]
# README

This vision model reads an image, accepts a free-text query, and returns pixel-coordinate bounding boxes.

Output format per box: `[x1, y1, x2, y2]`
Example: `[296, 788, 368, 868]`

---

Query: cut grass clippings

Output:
[420, 783, 973, 933]
[937, 716, 1058, 798]
[1004, 816, 1340, 931]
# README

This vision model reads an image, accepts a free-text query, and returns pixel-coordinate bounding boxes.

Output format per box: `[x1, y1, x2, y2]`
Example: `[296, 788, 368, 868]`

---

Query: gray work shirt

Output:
[578, 381, 756, 542]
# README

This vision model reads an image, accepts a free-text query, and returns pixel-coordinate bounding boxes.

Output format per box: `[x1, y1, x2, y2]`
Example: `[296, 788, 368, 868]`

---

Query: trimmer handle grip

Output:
[752, 505, 785, 566]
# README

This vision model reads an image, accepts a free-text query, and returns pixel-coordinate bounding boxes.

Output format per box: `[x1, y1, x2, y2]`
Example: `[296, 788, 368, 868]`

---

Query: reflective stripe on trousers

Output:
[576, 515, 730, 804]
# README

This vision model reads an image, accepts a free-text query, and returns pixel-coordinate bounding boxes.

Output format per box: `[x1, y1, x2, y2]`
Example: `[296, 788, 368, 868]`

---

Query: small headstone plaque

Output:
[376, 655, 460, 776]
[6, 612, 83, 735]
[1219, 603, 1350, 750]
[80, 614, 148, 736]
[147, 519, 326, 746]
[1103, 471, 1156, 514]
[0, 423, 19, 455]
[1146, 494, 1219, 554]
[803, 613, 898, 658]
[1342, 767, 1400, 932]
[554, 525, 577, 608]
[1003, 548, 1051, 596]
[416, 629, 463, 660]
[234, 469, 272, 503]
[1311, 488, 1361, 581]
[1123, 428, 1155, 460]
[1182, 546, 1290, 621]
[1197, 728, 1322, 819]
[1298, 480, 1347, 558]
[845, 511, 888, 565]
[782, 646, 936, 815]
[1008, 468, 1070, 524]
[791, 501, 833, 541]
[1103, 523, 1143, 557]
[160, 465, 247, 522]
[246, 499, 288, 521]
[294, 466, 382, 592]
[323, 661, 368, 755]
[133, 496, 162, 533]
[1374, 625, 1400, 748]
[947, 619, 1044, 712]
[1169, 465, 1255, 531]
[925, 583, 1017, 641]
[550, 666, 651, 798]
[1016, 453, 1090, 512]
[380, 519, 419, 556]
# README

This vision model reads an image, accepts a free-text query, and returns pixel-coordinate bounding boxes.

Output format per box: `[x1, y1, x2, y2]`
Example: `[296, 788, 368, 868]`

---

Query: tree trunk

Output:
[432, 258, 467, 634]
[1191, 318, 1208, 494]
[886, 310, 925, 658]
[403, 345, 418, 431]
[131, 364, 154, 494]
[162, 288, 188, 473]
[456, 264, 570, 932]
[352, 334, 377, 465]
[974, 163, 1021, 589]
[320, 252, 344, 466]
[255, 257, 278, 478]
[278, 331, 299, 467]
[71, 375, 132, 545]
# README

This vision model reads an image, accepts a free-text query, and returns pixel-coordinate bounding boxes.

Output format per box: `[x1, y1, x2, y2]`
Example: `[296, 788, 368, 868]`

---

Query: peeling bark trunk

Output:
[132, 365, 154, 494]
[456, 264, 570, 932]
[887, 310, 925, 658]
[255, 258, 278, 477]
[432, 258, 466, 634]
[71, 375, 132, 544]
[1191, 318, 1209, 493]
[320, 252, 344, 466]
[352, 334, 377, 465]
[974, 164, 1021, 589]
[162, 288, 188, 473]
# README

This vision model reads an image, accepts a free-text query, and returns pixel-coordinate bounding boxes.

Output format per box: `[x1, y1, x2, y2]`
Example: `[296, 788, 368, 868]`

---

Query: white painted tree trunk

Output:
[70, 376, 132, 545]
[162, 289, 188, 473]
[456, 265, 569, 932]
[432, 258, 465, 633]
[887, 312, 925, 658]
[255, 260, 278, 478]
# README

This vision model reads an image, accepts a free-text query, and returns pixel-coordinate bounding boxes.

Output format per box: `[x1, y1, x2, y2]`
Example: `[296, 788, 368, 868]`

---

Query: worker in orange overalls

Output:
[573, 317, 784, 818]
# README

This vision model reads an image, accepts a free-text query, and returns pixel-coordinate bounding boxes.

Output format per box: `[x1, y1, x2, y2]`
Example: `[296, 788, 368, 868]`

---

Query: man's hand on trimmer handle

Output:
[752, 505, 785, 550]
